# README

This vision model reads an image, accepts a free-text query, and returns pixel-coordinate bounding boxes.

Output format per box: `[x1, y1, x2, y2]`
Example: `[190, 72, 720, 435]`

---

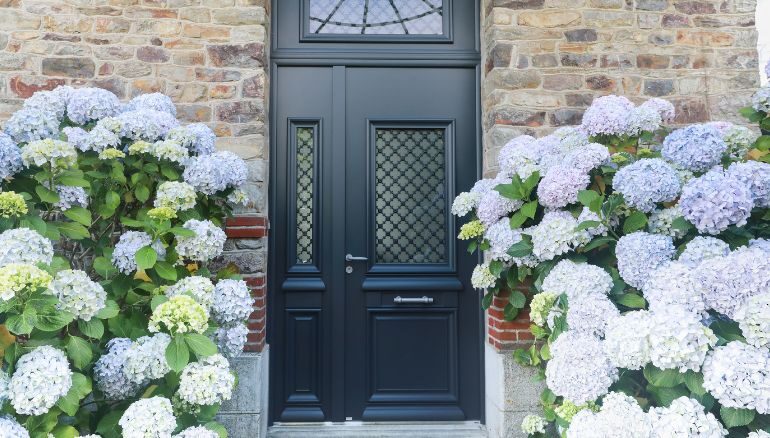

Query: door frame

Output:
[267, 0, 484, 425]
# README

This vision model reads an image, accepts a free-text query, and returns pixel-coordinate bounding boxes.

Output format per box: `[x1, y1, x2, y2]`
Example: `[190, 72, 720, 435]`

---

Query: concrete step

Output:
[268, 422, 488, 438]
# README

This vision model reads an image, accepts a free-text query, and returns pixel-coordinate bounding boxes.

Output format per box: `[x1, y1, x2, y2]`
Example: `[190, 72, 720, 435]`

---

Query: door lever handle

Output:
[394, 296, 434, 304]
[345, 254, 368, 262]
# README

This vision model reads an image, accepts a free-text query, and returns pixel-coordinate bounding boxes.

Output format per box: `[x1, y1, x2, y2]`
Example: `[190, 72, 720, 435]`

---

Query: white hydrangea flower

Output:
[118, 109, 180, 142]
[166, 276, 215, 309]
[541, 259, 613, 300]
[177, 354, 235, 406]
[53, 184, 89, 211]
[702, 341, 770, 413]
[497, 135, 540, 179]
[563, 143, 610, 174]
[521, 414, 547, 435]
[151, 140, 189, 164]
[604, 310, 652, 370]
[123, 333, 172, 384]
[748, 431, 770, 438]
[484, 218, 536, 267]
[174, 426, 219, 438]
[647, 205, 686, 239]
[83, 126, 121, 153]
[553, 126, 590, 153]
[530, 211, 589, 261]
[214, 323, 249, 359]
[65, 87, 120, 125]
[734, 293, 770, 348]
[694, 247, 770, 318]
[450, 192, 477, 217]
[175, 219, 226, 262]
[21, 139, 77, 170]
[566, 392, 652, 438]
[0, 416, 29, 438]
[566, 293, 619, 337]
[722, 124, 759, 159]
[154, 181, 197, 211]
[678, 236, 730, 266]
[471, 263, 497, 290]
[615, 232, 675, 289]
[530, 292, 558, 327]
[0, 228, 53, 267]
[577, 207, 608, 237]
[48, 269, 107, 321]
[627, 104, 663, 135]
[94, 338, 142, 400]
[546, 332, 617, 405]
[648, 306, 716, 372]
[119, 396, 177, 438]
[166, 123, 216, 156]
[9, 346, 72, 415]
[642, 261, 705, 316]
[648, 397, 727, 438]
[227, 188, 249, 207]
[476, 176, 524, 226]
[112, 231, 166, 275]
[537, 166, 590, 209]
[183, 151, 248, 195]
[211, 279, 254, 325]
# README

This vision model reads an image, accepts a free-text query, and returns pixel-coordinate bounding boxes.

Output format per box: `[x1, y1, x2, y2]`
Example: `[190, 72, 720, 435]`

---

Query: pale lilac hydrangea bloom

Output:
[63, 126, 89, 151]
[647, 205, 686, 239]
[536, 166, 590, 209]
[530, 211, 589, 261]
[678, 236, 730, 266]
[702, 341, 770, 414]
[603, 310, 652, 370]
[661, 124, 728, 172]
[83, 126, 121, 153]
[53, 184, 88, 211]
[615, 231, 675, 289]
[484, 218, 527, 264]
[166, 123, 216, 155]
[540, 259, 613, 300]
[183, 151, 248, 195]
[577, 207, 607, 238]
[0, 228, 53, 267]
[0, 416, 29, 437]
[4, 88, 69, 143]
[694, 247, 770, 318]
[65, 87, 121, 125]
[566, 293, 619, 337]
[175, 219, 227, 262]
[124, 92, 177, 116]
[496, 135, 539, 179]
[535, 135, 564, 175]
[211, 279, 254, 326]
[566, 392, 652, 438]
[640, 97, 676, 122]
[475, 176, 523, 226]
[726, 160, 770, 207]
[9, 346, 72, 415]
[648, 397, 727, 438]
[553, 126, 589, 153]
[648, 305, 716, 372]
[112, 231, 166, 274]
[563, 143, 610, 173]
[215, 324, 249, 359]
[545, 332, 618, 404]
[94, 338, 142, 400]
[613, 158, 680, 212]
[0, 133, 22, 179]
[627, 105, 662, 135]
[679, 168, 754, 234]
[581, 95, 635, 136]
[642, 261, 705, 316]
[117, 109, 180, 141]
[752, 86, 770, 112]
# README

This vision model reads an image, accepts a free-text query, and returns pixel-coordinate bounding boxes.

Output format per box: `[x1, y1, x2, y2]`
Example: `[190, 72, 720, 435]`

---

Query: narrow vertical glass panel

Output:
[296, 127, 315, 264]
[309, 0, 444, 35]
[374, 128, 446, 264]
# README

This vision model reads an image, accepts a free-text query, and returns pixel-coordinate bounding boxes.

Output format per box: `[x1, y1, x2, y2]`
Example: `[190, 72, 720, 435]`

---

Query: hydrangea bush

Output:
[457, 75, 770, 436]
[0, 86, 254, 437]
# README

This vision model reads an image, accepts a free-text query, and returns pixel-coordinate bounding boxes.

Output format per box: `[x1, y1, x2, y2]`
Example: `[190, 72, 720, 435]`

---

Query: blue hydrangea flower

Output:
[0, 133, 22, 179]
[753, 87, 770, 113]
[553, 127, 589, 154]
[65, 87, 121, 125]
[117, 110, 179, 141]
[63, 127, 89, 151]
[679, 168, 754, 234]
[564, 143, 610, 173]
[535, 135, 564, 175]
[497, 135, 539, 179]
[727, 161, 770, 208]
[123, 93, 177, 116]
[661, 124, 728, 172]
[616, 231, 675, 289]
[613, 158, 681, 212]
[537, 166, 590, 209]
[183, 151, 248, 195]
[640, 98, 675, 123]
[166, 123, 216, 155]
[626, 105, 662, 135]
[581, 95, 635, 137]
[766, 60, 770, 79]
[4, 107, 61, 144]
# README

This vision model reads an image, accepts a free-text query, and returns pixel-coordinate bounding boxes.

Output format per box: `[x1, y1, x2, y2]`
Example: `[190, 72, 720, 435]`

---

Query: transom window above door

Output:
[305, 0, 448, 39]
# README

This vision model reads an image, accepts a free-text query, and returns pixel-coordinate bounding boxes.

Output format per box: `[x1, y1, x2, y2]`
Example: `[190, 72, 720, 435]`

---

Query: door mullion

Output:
[330, 65, 347, 422]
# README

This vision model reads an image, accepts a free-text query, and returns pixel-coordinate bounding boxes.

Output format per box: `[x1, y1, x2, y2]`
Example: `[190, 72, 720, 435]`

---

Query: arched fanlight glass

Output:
[309, 0, 444, 35]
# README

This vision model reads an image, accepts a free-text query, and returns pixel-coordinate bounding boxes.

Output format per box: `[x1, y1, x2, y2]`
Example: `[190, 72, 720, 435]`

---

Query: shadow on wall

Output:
[759, 0, 769, 84]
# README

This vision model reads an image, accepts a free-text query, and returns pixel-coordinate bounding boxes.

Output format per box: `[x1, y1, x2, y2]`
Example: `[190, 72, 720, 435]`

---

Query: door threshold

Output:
[268, 421, 487, 438]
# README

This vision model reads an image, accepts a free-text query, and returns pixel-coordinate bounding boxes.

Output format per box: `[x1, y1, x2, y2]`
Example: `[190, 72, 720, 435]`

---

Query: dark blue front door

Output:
[269, 0, 482, 424]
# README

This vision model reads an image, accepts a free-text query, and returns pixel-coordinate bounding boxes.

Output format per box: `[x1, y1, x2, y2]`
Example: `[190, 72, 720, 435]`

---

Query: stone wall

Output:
[481, 0, 759, 350]
[0, 0, 270, 353]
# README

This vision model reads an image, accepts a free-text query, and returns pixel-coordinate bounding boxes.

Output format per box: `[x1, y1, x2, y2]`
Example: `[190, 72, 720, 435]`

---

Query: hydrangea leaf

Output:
[56, 373, 91, 416]
[154, 261, 178, 281]
[614, 293, 646, 309]
[643, 364, 684, 388]
[50, 425, 78, 438]
[35, 185, 60, 204]
[481, 292, 493, 310]
[55, 221, 90, 240]
[622, 211, 648, 234]
[96, 300, 120, 319]
[185, 333, 217, 358]
[77, 319, 104, 339]
[683, 371, 706, 396]
[720, 407, 755, 428]
[204, 421, 229, 438]
[62, 207, 92, 227]
[66, 336, 93, 370]
[135, 245, 158, 270]
[166, 335, 190, 372]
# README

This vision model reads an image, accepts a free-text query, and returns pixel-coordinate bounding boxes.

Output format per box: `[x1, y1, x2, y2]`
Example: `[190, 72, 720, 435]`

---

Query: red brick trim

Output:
[225, 215, 268, 238]
[486, 290, 534, 351]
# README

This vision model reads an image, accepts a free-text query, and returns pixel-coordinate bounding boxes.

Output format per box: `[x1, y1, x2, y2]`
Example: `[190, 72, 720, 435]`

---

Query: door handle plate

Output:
[393, 296, 434, 304]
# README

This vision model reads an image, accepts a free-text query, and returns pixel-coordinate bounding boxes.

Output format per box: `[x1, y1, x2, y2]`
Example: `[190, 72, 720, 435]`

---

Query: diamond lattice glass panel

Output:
[375, 128, 447, 264]
[309, 0, 444, 35]
[296, 127, 314, 264]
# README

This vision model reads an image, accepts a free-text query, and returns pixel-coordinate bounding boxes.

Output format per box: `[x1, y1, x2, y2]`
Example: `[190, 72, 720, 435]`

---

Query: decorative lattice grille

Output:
[374, 128, 447, 264]
[309, 0, 443, 35]
[296, 127, 314, 264]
